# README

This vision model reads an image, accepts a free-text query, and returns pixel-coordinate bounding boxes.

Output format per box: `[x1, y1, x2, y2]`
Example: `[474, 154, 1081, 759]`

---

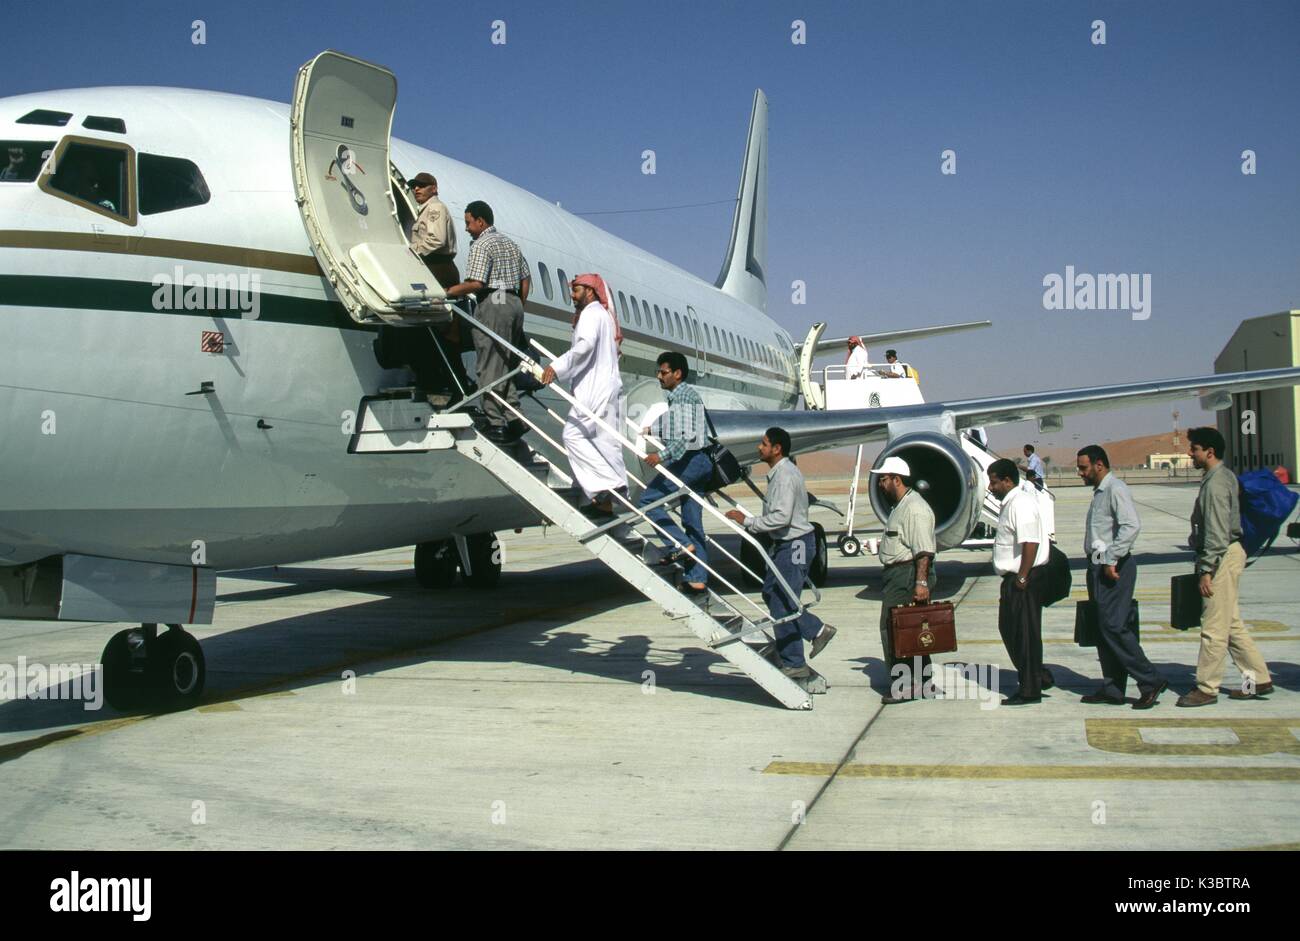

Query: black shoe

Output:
[1081, 691, 1126, 705]
[506, 419, 527, 440]
[880, 692, 916, 705]
[1132, 680, 1167, 710]
[483, 425, 512, 444]
[1002, 693, 1041, 706]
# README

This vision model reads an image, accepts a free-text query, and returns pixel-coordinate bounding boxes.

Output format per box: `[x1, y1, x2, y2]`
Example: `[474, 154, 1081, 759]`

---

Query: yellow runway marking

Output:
[763, 761, 1300, 781]
[1086, 717, 1300, 756]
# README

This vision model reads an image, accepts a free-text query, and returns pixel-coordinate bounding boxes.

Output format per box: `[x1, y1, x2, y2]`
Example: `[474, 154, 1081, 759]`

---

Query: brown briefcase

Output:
[889, 601, 958, 658]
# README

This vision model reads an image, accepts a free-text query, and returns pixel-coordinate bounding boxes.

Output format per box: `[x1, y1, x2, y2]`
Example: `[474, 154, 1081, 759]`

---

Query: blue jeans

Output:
[639, 450, 711, 584]
[763, 532, 824, 668]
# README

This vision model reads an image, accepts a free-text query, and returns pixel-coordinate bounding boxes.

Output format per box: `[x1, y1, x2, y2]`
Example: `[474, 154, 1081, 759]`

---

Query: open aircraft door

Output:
[291, 50, 446, 325]
[798, 322, 827, 410]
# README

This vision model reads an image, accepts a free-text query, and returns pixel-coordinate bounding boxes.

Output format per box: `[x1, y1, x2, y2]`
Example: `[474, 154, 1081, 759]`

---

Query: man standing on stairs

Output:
[639, 351, 711, 594]
[725, 428, 836, 679]
[541, 274, 628, 515]
[444, 200, 530, 444]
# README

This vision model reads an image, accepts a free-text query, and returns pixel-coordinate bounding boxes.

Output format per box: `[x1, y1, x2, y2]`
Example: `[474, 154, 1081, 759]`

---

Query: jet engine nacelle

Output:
[868, 430, 983, 550]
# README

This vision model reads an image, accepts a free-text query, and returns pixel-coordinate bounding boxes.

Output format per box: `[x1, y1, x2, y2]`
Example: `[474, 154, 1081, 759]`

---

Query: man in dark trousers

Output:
[725, 428, 836, 679]
[870, 456, 936, 703]
[987, 459, 1053, 704]
[1076, 445, 1166, 709]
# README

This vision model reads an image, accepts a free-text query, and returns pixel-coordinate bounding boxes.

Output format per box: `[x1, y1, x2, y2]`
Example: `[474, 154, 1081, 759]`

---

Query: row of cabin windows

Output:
[530, 260, 793, 372]
[1, 137, 210, 219]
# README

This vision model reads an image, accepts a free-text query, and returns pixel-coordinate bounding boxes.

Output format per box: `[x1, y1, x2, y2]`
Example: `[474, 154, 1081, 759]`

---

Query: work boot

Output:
[1175, 689, 1218, 707]
[809, 625, 837, 659]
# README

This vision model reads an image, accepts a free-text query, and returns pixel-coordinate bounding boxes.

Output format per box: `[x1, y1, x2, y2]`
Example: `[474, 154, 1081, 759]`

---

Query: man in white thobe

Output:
[541, 273, 627, 513]
[845, 336, 871, 378]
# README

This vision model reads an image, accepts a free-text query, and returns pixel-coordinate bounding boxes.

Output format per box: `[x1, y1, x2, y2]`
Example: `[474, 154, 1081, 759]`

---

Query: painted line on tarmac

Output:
[763, 761, 1300, 781]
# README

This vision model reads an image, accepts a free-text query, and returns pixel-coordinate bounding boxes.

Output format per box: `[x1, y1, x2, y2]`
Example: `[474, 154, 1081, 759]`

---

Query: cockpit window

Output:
[17, 109, 72, 127]
[0, 141, 54, 182]
[139, 153, 210, 215]
[40, 136, 136, 224]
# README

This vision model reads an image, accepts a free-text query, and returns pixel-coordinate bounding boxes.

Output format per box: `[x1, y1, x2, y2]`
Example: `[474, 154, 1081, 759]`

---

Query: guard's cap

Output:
[408, 172, 437, 187]
[885, 349, 898, 358]
[870, 456, 911, 477]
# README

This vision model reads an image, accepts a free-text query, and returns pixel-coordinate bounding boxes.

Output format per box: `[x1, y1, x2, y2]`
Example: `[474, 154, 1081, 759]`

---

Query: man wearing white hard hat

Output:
[872, 455, 937, 704]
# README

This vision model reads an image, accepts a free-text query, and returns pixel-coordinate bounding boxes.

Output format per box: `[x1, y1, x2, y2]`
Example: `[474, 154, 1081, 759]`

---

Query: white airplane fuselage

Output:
[0, 87, 798, 572]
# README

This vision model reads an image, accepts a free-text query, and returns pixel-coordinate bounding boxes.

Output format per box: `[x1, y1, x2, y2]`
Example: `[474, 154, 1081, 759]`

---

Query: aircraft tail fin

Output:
[714, 89, 768, 312]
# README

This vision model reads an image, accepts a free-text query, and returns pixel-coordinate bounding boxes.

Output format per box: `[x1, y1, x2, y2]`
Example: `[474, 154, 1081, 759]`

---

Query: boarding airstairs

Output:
[348, 311, 824, 710]
[959, 430, 1056, 541]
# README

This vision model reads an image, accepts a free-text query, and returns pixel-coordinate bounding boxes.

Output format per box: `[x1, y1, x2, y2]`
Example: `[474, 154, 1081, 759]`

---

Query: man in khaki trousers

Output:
[1176, 427, 1273, 706]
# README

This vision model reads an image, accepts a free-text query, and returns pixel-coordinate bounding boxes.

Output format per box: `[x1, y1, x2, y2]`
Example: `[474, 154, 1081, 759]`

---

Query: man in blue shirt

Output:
[639, 352, 711, 592]
[1076, 444, 1165, 709]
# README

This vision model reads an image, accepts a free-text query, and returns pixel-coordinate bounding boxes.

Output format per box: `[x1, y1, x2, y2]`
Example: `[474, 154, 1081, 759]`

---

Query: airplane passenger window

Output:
[0, 141, 54, 183]
[538, 261, 554, 300]
[642, 299, 652, 331]
[617, 291, 628, 321]
[672, 311, 683, 339]
[654, 304, 665, 334]
[138, 153, 210, 215]
[627, 294, 640, 326]
[557, 269, 569, 299]
[45, 139, 131, 220]
[711, 325, 720, 349]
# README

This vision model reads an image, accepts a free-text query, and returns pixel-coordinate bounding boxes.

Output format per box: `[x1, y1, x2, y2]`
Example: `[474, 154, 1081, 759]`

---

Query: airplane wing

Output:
[709, 366, 1300, 454]
[795, 320, 993, 358]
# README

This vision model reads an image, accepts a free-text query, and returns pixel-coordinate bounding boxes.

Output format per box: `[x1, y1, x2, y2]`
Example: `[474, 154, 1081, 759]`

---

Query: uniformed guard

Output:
[871, 456, 937, 703]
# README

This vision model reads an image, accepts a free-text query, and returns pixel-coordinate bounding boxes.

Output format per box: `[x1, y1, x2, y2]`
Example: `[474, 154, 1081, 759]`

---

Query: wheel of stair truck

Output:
[101, 626, 150, 711]
[148, 626, 206, 710]
[810, 522, 829, 587]
[414, 540, 459, 589]
[462, 532, 502, 589]
[837, 534, 861, 558]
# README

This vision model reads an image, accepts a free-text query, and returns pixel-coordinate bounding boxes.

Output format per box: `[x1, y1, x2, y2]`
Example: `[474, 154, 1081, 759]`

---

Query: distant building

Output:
[1147, 452, 1193, 469]
[1214, 310, 1300, 477]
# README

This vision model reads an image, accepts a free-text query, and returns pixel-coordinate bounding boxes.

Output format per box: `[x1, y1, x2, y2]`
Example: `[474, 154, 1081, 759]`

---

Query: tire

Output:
[462, 533, 501, 589]
[101, 627, 148, 711]
[148, 628, 206, 710]
[810, 522, 829, 587]
[415, 540, 459, 589]
[839, 535, 861, 558]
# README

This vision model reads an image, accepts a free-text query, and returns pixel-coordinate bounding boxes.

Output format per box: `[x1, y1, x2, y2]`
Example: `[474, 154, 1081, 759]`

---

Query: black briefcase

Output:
[1075, 599, 1140, 647]
[1170, 574, 1202, 631]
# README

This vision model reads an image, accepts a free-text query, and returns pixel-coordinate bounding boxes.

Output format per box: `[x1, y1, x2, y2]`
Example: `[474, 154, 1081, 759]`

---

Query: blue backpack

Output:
[1238, 468, 1299, 559]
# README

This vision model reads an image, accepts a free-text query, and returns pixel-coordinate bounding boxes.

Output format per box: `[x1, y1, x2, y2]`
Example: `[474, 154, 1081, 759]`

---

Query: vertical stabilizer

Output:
[714, 89, 768, 312]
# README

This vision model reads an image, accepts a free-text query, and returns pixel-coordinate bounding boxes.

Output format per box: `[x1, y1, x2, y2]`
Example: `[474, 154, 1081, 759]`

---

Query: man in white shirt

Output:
[1021, 444, 1048, 491]
[988, 458, 1052, 705]
[845, 336, 871, 378]
[542, 273, 627, 514]
[876, 349, 906, 378]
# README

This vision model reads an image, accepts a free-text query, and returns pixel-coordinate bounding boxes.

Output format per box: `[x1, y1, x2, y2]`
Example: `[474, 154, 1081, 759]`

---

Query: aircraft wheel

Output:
[462, 533, 501, 589]
[101, 627, 150, 711]
[148, 627, 206, 710]
[810, 523, 829, 587]
[838, 535, 861, 558]
[414, 540, 459, 589]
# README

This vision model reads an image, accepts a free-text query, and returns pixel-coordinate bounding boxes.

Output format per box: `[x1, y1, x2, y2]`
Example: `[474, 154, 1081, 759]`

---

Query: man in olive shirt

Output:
[725, 428, 836, 679]
[1177, 427, 1274, 706]
[870, 456, 936, 703]
[1077, 445, 1165, 708]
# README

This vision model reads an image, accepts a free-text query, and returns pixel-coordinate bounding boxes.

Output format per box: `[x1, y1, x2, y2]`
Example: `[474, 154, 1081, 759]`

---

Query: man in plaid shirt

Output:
[639, 351, 711, 592]
[445, 200, 531, 442]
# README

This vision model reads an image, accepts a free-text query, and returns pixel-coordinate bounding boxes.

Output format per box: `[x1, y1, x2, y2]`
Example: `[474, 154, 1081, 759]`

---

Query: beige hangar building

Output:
[1214, 310, 1300, 478]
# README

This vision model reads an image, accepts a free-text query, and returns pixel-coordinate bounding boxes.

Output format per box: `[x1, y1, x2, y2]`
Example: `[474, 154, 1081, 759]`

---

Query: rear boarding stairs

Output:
[348, 303, 827, 709]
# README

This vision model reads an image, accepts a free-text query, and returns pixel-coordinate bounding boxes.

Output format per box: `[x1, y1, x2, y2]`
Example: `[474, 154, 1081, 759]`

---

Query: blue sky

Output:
[5, 0, 1298, 450]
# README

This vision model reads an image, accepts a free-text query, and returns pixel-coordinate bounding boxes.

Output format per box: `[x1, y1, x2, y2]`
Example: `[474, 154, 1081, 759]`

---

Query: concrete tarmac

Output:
[1, 483, 1297, 849]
